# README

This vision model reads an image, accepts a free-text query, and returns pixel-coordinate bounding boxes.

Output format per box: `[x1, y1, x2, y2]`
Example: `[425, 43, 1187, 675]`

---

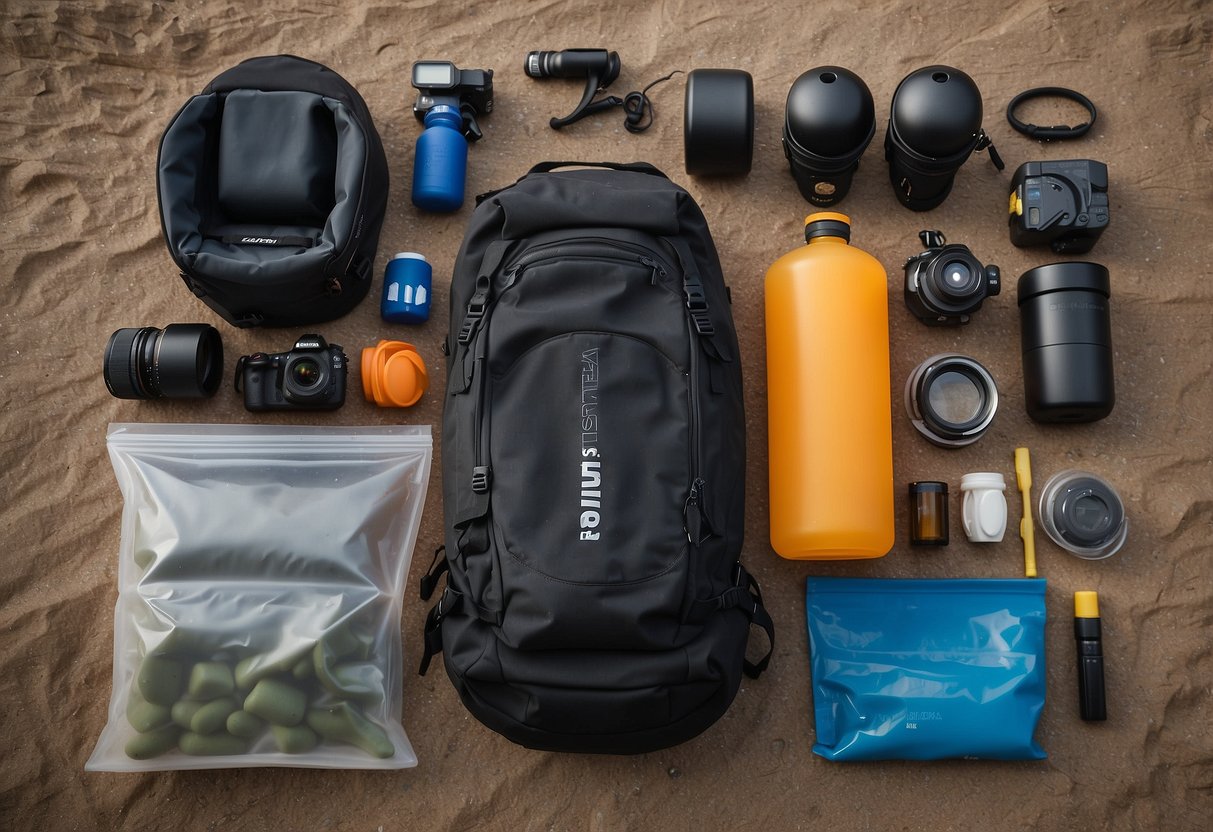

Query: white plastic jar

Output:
[960, 472, 1008, 543]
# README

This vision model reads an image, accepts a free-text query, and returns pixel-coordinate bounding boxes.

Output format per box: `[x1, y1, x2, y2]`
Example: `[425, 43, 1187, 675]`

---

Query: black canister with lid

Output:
[1018, 262, 1115, 423]
[782, 66, 875, 206]
[884, 65, 993, 211]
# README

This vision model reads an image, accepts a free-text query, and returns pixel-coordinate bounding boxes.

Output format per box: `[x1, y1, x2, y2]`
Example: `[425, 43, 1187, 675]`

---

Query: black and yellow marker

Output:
[1074, 591, 1107, 721]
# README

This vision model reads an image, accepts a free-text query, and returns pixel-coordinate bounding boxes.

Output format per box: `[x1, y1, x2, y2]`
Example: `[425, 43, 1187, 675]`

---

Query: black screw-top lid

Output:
[1017, 261, 1110, 304]
[890, 66, 983, 157]
[804, 212, 851, 243]
[909, 481, 948, 494]
[784, 67, 875, 159]
[1053, 475, 1125, 548]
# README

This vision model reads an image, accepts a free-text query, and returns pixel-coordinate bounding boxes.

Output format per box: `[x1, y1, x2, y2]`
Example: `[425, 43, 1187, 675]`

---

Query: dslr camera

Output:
[236, 334, 347, 412]
[903, 230, 1001, 326]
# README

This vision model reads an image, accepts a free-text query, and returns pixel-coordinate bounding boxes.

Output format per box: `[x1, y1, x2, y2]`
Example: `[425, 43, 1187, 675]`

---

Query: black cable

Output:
[1007, 87, 1097, 141]
[623, 70, 684, 133]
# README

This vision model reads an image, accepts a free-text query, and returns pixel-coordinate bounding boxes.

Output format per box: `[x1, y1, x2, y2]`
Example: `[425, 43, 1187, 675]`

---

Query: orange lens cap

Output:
[360, 340, 428, 408]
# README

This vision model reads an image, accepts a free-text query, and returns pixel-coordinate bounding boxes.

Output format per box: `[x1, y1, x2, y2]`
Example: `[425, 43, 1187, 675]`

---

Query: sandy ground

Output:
[2, 0, 1211, 829]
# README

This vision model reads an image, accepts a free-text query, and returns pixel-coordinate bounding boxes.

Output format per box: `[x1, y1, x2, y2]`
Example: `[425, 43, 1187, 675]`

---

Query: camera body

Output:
[904, 230, 1001, 326]
[1009, 159, 1109, 254]
[411, 61, 494, 129]
[237, 334, 347, 412]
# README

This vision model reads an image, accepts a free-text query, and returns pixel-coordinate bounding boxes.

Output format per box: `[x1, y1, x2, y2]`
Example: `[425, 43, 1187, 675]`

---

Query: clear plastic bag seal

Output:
[87, 424, 432, 771]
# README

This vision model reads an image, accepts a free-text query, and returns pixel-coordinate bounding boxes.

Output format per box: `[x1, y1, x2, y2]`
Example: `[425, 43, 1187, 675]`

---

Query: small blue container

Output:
[380, 253, 432, 324]
[411, 106, 467, 212]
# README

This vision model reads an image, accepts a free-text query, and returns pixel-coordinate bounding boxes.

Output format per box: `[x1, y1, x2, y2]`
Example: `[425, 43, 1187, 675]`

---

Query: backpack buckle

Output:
[457, 294, 488, 345]
[684, 276, 715, 336]
[471, 465, 492, 493]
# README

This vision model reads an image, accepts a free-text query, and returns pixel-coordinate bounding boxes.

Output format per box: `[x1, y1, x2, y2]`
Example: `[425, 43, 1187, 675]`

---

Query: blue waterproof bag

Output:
[806, 577, 1047, 761]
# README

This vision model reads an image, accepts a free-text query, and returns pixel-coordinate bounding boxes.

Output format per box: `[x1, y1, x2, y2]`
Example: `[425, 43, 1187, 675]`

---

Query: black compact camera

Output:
[903, 230, 1001, 326]
[411, 61, 494, 139]
[1009, 159, 1109, 254]
[235, 334, 347, 412]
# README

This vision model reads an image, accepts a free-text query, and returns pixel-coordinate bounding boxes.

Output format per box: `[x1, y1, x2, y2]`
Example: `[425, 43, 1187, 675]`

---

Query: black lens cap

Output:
[1052, 476, 1124, 548]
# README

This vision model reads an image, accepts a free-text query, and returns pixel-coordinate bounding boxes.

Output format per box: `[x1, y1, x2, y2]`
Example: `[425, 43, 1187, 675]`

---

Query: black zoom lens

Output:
[104, 324, 223, 400]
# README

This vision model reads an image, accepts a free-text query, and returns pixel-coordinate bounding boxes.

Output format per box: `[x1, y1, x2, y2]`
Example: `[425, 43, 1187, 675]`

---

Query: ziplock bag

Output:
[806, 577, 1046, 761]
[87, 424, 432, 771]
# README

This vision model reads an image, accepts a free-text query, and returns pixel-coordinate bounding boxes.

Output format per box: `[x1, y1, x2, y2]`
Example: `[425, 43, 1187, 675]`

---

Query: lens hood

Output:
[782, 67, 875, 206]
[884, 66, 987, 211]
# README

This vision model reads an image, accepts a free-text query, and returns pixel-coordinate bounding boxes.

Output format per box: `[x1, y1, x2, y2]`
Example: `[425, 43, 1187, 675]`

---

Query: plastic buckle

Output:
[471, 465, 491, 493]
[457, 299, 485, 345]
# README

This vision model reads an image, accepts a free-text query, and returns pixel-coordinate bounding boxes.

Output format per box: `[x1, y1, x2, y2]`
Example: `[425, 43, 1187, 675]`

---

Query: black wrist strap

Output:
[1007, 87, 1097, 140]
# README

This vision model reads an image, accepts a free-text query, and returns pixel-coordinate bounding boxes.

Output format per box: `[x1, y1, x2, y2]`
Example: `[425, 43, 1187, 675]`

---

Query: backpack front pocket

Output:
[488, 331, 693, 649]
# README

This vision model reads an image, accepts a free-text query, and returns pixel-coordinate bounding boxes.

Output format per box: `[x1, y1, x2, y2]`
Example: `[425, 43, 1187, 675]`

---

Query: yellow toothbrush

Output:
[1015, 447, 1038, 578]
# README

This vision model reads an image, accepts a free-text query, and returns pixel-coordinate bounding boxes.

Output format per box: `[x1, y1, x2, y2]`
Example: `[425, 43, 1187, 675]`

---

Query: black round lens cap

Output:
[1017, 261, 1110, 304]
[1053, 475, 1125, 547]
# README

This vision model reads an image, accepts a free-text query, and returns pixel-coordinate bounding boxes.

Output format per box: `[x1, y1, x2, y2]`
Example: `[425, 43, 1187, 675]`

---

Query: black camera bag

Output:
[157, 55, 388, 327]
[419, 161, 773, 754]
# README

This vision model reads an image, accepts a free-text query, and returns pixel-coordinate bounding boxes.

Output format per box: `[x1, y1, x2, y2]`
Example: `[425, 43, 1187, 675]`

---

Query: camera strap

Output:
[1007, 87, 1097, 140]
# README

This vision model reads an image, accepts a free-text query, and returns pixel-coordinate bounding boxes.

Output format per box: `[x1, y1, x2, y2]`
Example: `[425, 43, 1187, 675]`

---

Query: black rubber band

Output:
[1007, 87, 1097, 140]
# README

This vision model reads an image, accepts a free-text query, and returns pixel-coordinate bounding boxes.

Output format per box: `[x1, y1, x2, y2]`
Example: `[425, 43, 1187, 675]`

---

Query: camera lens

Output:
[104, 324, 223, 400]
[291, 358, 322, 388]
[933, 257, 980, 300]
[283, 353, 329, 401]
[904, 353, 998, 448]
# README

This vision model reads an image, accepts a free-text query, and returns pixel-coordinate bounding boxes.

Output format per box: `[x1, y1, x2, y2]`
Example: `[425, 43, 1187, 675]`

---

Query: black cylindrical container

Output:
[884, 66, 986, 211]
[684, 69, 754, 177]
[782, 67, 875, 206]
[1018, 262, 1115, 422]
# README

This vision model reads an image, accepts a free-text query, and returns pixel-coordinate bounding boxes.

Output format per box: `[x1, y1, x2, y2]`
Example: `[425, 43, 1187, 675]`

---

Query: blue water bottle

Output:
[412, 106, 468, 212]
[380, 252, 433, 324]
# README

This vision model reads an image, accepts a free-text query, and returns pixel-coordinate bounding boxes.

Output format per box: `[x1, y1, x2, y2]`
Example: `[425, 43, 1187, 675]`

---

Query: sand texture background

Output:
[2, 0, 1212, 829]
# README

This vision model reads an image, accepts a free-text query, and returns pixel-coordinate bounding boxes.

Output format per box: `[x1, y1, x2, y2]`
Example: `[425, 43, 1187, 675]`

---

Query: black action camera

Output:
[411, 61, 494, 140]
[903, 230, 1001, 326]
[1009, 159, 1109, 254]
[235, 334, 347, 412]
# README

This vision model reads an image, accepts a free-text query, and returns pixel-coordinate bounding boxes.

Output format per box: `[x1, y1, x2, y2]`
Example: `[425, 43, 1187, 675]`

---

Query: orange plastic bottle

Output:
[765, 212, 894, 559]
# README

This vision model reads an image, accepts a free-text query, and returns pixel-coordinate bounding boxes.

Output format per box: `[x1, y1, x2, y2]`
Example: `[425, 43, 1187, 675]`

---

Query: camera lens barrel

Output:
[1018, 262, 1115, 423]
[525, 50, 620, 85]
[885, 65, 985, 211]
[684, 69, 754, 177]
[104, 323, 223, 400]
[782, 66, 875, 206]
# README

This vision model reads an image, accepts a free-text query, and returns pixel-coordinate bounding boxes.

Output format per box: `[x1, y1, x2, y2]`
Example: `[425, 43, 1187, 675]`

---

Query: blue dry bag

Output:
[806, 577, 1047, 761]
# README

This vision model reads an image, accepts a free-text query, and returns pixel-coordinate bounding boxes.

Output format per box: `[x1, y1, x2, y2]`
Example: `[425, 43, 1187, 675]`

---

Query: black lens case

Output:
[1018, 261, 1115, 423]
[782, 66, 875, 206]
[884, 66, 1002, 211]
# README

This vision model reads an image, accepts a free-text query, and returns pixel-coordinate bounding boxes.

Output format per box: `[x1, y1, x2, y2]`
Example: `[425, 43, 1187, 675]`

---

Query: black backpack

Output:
[157, 55, 388, 327]
[419, 161, 773, 754]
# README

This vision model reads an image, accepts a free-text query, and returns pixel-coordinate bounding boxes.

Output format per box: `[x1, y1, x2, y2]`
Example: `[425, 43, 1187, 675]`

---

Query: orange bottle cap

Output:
[360, 340, 428, 408]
